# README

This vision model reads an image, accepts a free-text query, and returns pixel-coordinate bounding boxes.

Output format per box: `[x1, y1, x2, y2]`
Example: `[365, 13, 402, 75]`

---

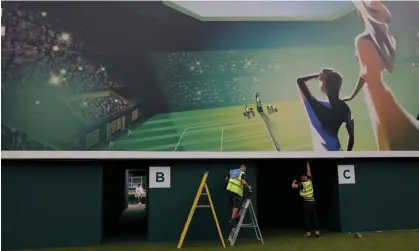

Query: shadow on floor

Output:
[105, 204, 148, 243]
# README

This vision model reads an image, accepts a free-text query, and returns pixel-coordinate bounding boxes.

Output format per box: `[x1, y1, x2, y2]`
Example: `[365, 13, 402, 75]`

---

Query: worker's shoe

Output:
[315, 231, 320, 237]
[304, 232, 312, 238]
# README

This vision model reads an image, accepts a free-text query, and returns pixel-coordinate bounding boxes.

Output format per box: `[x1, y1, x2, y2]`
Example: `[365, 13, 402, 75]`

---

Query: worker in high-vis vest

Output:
[292, 161, 320, 237]
[226, 164, 252, 226]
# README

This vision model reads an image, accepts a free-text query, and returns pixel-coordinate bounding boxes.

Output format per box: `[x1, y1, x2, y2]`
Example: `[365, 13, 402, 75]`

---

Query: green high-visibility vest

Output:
[226, 169, 244, 197]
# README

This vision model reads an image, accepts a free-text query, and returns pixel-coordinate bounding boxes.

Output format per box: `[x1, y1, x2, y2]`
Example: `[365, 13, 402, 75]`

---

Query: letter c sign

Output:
[338, 165, 356, 184]
[343, 170, 351, 179]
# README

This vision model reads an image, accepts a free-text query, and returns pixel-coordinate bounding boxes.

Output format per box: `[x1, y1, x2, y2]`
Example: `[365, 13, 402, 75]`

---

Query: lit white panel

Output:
[165, 1, 354, 21]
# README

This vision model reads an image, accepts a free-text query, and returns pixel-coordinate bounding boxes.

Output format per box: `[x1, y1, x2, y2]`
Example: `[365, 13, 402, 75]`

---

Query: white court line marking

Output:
[222, 133, 270, 143]
[185, 118, 262, 132]
[175, 119, 263, 151]
[173, 128, 187, 151]
[175, 118, 307, 152]
[185, 120, 262, 134]
[220, 127, 224, 151]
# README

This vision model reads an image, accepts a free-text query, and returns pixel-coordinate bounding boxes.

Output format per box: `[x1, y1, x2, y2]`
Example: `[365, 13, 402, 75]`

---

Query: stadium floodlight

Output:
[60, 32, 71, 42]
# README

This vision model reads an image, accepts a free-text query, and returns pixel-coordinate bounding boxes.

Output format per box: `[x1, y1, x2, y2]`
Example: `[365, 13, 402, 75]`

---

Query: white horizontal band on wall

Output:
[2, 151, 419, 159]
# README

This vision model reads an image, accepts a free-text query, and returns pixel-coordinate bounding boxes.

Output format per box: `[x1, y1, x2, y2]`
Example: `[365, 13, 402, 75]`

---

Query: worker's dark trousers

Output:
[303, 200, 319, 232]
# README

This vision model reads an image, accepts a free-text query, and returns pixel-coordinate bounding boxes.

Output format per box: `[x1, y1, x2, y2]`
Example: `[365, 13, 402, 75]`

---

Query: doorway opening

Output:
[257, 159, 340, 235]
[102, 162, 148, 242]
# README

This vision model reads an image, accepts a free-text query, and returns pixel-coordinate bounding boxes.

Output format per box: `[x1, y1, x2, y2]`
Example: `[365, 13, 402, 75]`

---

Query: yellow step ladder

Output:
[177, 171, 226, 249]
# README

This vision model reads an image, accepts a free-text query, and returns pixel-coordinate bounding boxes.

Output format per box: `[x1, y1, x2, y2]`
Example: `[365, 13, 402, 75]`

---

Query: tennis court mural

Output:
[2, 1, 419, 154]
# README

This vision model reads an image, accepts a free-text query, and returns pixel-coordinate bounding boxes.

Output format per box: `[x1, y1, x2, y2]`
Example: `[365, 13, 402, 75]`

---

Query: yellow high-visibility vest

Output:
[299, 179, 314, 200]
[226, 169, 244, 197]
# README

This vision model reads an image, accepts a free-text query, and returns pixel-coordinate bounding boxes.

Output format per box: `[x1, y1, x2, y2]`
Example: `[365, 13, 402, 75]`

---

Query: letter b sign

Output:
[150, 167, 171, 188]
[156, 172, 165, 182]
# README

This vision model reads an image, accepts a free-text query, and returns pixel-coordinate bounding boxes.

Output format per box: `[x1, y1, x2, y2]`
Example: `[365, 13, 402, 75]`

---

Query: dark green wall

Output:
[339, 160, 419, 232]
[148, 162, 257, 243]
[2, 162, 103, 250]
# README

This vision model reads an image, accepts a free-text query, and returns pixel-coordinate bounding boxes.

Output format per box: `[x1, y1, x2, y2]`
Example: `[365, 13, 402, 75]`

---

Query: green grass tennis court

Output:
[19, 231, 419, 251]
[103, 98, 377, 151]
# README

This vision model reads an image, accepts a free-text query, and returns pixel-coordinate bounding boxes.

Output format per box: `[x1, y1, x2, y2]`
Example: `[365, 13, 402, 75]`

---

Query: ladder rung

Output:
[196, 205, 210, 208]
[227, 199, 264, 247]
[201, 193, 207, 195]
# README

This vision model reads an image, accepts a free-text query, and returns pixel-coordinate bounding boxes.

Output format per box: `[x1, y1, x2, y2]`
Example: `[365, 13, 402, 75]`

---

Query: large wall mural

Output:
[1, 1, 419, 158]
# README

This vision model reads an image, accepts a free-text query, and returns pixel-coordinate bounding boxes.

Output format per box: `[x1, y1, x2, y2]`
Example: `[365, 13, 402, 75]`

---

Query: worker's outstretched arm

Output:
[306, 161, 312, 178]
